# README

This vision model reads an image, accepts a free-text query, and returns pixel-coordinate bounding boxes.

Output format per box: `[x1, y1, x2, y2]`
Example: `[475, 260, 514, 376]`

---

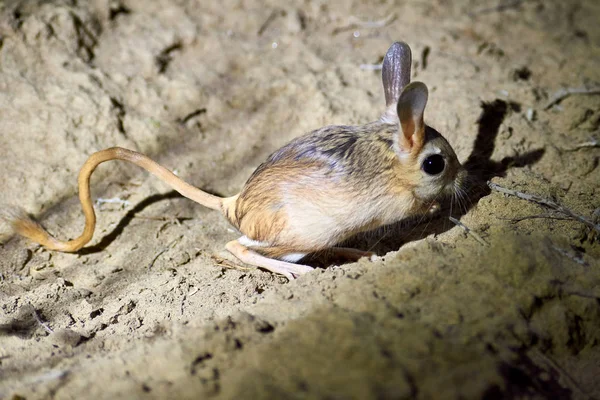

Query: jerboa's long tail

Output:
[1, 147, 223, 252]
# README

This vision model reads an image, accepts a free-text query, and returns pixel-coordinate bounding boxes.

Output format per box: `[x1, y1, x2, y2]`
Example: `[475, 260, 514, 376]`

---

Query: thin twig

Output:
[564, 290, 600, 299]
[545, 86, 600, 110]
[134, 215, 193, 222]
[449, 217, 489, 246]
[496, 214, 574, 223]
[257, 9, 282, 36]
[210, 255, 252, 272]
[26, 369, 69, 386]
[468, 0, 527, 16]
[30, 304, 53, 334]
[488, 181, 600, 234]
[133, 215, 192, 238]
[95, 197, 131, 207]
[551, 245, 589, 267]
[563, 137, 600, 151]
[148, 248, 168, 269]
[156, 222, 170, 238]
[180, 294, 187, 315]
[530, 349, 592, 400]
[147, 236, 182, 269]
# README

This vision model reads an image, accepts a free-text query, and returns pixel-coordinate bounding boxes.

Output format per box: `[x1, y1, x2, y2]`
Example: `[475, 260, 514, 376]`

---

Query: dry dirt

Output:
[0, 0, 599, 399]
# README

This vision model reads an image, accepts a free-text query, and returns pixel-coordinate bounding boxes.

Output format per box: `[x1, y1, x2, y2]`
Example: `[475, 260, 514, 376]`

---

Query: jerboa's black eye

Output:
[422, 154, 445, 175]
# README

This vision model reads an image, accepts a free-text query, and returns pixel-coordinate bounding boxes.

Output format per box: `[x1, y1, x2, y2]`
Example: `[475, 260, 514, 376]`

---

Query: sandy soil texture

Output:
[0, 0, 599, 399]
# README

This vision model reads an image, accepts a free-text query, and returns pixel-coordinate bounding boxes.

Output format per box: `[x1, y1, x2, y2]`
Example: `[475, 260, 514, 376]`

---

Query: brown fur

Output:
[227, 122, 432, 256]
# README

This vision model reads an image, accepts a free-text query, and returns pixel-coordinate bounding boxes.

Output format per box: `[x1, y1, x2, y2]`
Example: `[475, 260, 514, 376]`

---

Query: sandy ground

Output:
[0, 0, 599, 398]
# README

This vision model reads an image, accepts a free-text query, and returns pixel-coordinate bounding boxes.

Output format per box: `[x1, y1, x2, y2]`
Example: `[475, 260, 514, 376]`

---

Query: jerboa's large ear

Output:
[381, 42, 412, 121]
[396, 81, 428, 155]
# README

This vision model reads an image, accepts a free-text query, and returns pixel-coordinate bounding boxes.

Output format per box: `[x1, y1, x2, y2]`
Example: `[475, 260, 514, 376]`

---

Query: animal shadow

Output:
[78, 191, 183, 255]
[337, 99, 545, 259]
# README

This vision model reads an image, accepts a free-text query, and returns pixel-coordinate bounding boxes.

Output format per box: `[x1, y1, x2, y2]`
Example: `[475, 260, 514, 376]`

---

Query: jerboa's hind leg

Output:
[226, 239, 313, 280]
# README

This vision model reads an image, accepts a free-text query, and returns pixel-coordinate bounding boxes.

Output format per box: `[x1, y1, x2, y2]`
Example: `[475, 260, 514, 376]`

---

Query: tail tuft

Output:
[0, 205, 52, 246]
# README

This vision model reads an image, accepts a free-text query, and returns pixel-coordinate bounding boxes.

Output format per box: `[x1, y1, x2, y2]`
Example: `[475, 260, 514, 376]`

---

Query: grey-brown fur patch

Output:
[230, 122, 424, 250]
